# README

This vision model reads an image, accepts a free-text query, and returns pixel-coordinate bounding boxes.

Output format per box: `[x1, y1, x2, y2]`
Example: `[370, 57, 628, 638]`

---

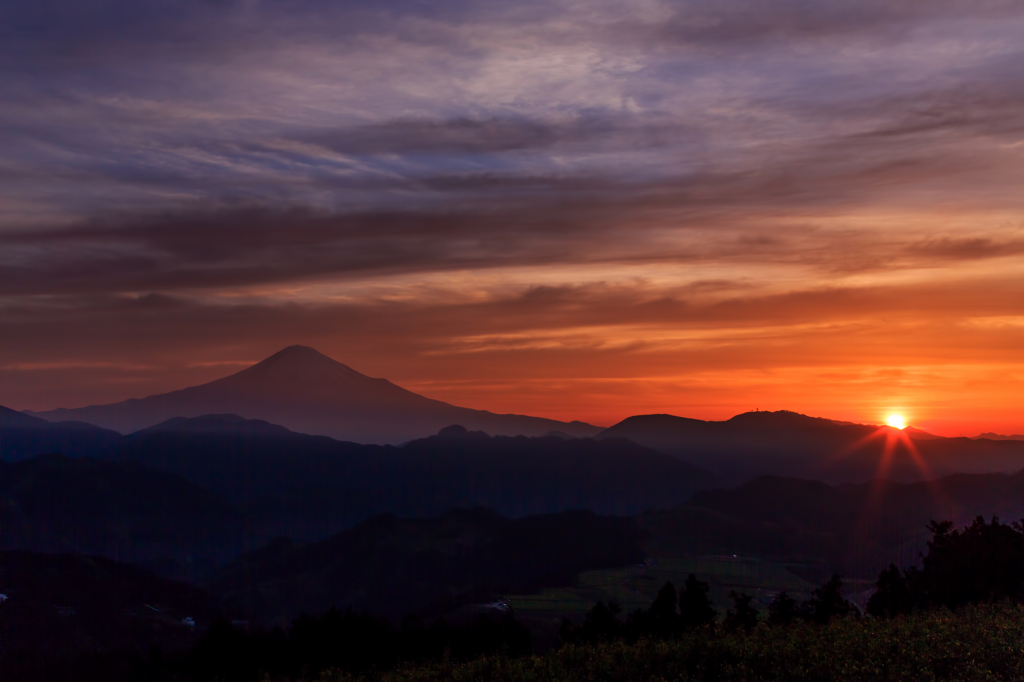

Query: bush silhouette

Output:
[678, 573, 716, 629]
[559, 600, 622, 645]
[767, 590, 799, 627]
[925, 516, 1024, 608]
[647, 581, 679, 636]
[805, 574, 852, 624]
[869, 516, 1024, 617]
[866, 564, 927, 618]
[723, 591, 759, 633]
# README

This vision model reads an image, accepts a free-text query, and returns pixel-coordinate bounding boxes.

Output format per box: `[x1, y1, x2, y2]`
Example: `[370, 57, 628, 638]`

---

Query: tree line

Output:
[564, 514, 1024, 649]
[560, 572, 853, 646]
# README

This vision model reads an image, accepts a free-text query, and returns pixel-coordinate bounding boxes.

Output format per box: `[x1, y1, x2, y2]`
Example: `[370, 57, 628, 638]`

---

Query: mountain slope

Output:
[0, 551, 221, 666]
[29, 346, 601, 443]
[600, 410, 1024, 484]
[641, 469, 1024, 579]
[0, 404, 49, 428]
[0, 454, 243, 578]
[102, 418, 716, 541]
[0, 403, 123, 461]
[210, 508, 643, 621]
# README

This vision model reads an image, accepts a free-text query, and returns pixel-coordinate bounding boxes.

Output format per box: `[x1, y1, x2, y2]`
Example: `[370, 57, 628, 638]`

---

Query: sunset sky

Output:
[3, 0, 1024, 435]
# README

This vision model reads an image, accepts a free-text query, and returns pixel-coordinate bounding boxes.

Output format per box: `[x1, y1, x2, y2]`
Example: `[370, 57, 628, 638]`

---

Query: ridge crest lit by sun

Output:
[886, 414, 907, 430]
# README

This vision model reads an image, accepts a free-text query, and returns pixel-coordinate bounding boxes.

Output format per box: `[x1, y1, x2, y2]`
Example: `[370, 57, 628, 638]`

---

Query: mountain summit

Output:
[30, 346, 601, 443]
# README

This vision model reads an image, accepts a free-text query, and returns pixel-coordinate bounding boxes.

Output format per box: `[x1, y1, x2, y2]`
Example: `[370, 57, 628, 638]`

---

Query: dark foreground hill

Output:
[0, 454, 242, 578]
[642, 469, 1024, 579]
[210, 508, 643, 622]
[28, 345, 601, 443]
[601, 410, 1024, 484]
[0, 551, 220, 670]
[102, 420, 715, 541]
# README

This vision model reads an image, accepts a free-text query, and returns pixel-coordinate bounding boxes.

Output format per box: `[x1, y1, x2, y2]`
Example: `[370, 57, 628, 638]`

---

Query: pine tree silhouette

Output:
[767, 591, 798, 627]
[679, 574, 716, 628]
[805, 574, 852, 624]
[647, 581, 679, 637]
[724, 591, 759, 633]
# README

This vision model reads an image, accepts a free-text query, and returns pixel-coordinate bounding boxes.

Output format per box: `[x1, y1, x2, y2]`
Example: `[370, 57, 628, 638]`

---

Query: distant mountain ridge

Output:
[977, 432, 1024, 441]
[0, 404, 48, 428]
[135, 413, 293, 436]
[0, 405, 122, 462]
[27, 346, 602, 444]
[0, 420, 711, 580]
[598, 410, 1024, 484]
[101, 420, 714, 540]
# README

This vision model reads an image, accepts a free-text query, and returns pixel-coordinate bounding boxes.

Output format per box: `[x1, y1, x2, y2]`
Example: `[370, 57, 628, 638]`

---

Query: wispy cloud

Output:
[3, 0, 1024, 432]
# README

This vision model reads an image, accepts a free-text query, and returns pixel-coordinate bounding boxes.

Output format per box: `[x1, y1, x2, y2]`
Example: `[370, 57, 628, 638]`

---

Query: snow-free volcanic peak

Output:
[29, 346, 601, 444]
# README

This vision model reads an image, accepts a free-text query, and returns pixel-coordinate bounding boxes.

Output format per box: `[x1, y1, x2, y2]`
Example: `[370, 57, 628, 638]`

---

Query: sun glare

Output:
[886, 414, 907, 429]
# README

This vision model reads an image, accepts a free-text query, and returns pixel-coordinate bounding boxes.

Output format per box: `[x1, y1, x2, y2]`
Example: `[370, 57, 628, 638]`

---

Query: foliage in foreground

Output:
[869, 516, 1024, 617]
[322, 603, 1024, 682]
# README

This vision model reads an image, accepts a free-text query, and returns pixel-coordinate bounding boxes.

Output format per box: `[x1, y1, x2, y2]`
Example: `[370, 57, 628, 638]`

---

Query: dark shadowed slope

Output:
[642, 469, 1024, 579]
[0, 551, 221, 666]
[0, 403, 123, 461]
[29, 346, 601, 443]
[210, 508, 643, 622]
[0, 404, 47, 428]
[102, 418, 715, 541]
[600, 410, 1024, 484]
[0, 454, 243, 578]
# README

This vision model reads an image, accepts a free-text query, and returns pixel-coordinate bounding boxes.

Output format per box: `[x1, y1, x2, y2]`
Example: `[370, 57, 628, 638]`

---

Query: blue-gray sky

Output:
[3, 0, 1024, 433]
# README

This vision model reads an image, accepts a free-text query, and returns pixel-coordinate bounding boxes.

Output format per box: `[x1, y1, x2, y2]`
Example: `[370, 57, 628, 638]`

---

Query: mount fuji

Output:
[29, 346, 601, 444]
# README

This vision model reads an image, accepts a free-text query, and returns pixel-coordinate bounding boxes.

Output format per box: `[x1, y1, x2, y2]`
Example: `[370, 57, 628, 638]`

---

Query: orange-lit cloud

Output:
[3, 0, 1024, 436]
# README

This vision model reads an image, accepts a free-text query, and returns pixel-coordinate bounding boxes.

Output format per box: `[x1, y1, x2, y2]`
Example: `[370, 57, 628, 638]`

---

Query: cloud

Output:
[3, 0, 1024, 430]
[609, 0, 1020, 47]
[301, 115, 700, 155]
[5, 274, 1024, 416]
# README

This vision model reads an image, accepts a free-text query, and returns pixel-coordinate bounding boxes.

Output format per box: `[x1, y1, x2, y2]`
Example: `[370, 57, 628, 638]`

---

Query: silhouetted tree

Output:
[923, 516, 1024, 609]
[559, 601, 622, 645]
[805, 574, 852, 624]
[723, 592, 759, 633]
[867, 517, 1024, 616]
[679, 574, 716, 629]
[767, 591, 798, 627]
[866, 565, 926, 618]
[647, 581, 679, 637]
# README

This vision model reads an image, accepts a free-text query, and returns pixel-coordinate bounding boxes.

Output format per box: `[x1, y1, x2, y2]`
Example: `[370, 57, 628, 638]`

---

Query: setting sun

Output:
[887, 414, 907, 429]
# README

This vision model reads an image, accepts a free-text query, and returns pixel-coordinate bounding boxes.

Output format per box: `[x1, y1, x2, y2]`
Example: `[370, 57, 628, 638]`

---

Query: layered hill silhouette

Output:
[599, 410, 1024, 484]
[0, 404, 121, 461]
[101, 419, 714, 541]
[28, 346, 601, 443]
[0, 454, 243, 578]
[642, 469, 1024, 579]
[0, 419, 712, 574]
[977, 432, 1024, 441]
[210, 508, 643, 622]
